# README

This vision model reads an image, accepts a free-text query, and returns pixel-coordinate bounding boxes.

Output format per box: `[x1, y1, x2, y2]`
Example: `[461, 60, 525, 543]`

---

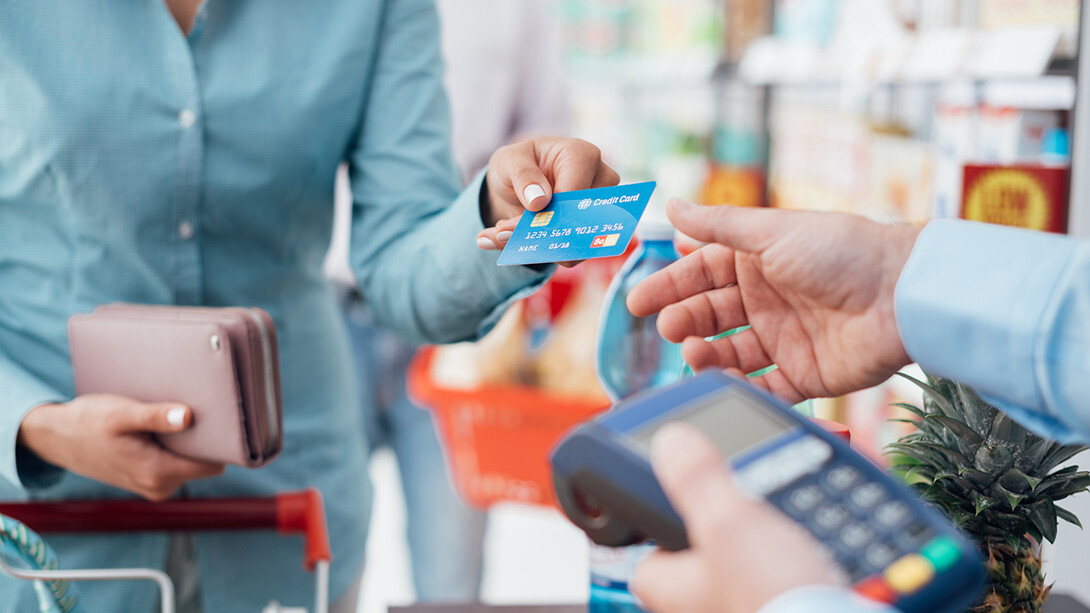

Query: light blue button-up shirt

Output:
[763, 219, 1090, 613]
[0, 1, 548, 610]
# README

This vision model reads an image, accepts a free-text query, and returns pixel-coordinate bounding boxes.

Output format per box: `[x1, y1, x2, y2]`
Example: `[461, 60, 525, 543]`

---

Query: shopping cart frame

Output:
[0, 487, 332, 613]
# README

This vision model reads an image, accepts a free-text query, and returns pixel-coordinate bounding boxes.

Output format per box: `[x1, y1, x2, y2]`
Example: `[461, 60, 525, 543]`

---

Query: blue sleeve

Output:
[894, 219, 1090, 443]
[345, 0, 551, 345]
[0, 351, 65, 491]
[758, 586, 895, 613]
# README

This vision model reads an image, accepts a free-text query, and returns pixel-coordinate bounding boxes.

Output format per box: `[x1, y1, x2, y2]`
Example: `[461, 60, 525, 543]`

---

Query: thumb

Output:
[650, 422, 762, 545]
[667, 199, 779, 254]
[110, 401, 192, 434]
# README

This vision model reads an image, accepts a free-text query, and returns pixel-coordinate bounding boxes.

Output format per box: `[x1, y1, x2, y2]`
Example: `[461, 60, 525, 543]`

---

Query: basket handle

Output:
[0, 488, 331, 571]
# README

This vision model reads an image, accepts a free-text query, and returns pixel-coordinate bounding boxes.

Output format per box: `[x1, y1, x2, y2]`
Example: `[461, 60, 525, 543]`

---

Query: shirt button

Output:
[178, 109, 196, 129]
[177, 221, 195, 240]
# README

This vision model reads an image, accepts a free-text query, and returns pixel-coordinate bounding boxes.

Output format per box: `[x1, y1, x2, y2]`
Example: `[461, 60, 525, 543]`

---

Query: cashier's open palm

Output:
[626, 199, 921, 404]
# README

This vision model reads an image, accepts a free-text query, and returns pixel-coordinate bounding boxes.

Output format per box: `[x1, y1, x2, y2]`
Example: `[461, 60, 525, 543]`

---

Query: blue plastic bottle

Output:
[596, 220, 684, 401]
[590, 218, 683, 612]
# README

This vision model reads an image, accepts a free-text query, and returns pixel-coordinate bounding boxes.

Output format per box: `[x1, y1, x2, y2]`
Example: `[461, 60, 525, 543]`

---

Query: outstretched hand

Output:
[626, 199, 920, 404]
[476, 136, 619, 252]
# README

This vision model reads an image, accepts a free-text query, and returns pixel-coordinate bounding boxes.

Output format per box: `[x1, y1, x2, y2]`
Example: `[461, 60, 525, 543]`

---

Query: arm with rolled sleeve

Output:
[895, 219, 1090, 444]
[346, 0, 551, 345]
[0, 350, 65, 491]
[763, 220, 1090, 613]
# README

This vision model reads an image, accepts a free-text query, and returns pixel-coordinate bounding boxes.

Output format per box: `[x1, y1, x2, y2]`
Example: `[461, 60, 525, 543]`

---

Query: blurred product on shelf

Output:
[775, 0, 840, 48]
[868, 131, 936, 224]
[978, 0, 1080, 55]
[961, 163, 1070, 232]
[977, 105, 1061, 163]
[726, 0, 772, 63]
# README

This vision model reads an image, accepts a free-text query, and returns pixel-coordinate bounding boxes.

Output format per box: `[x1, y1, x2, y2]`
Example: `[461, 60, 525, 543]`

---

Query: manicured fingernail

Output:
[523, 184, 546, 204]
[167, 407, 187, 428]
[477, 237, 497, 250]
[497, 231, 513, 242]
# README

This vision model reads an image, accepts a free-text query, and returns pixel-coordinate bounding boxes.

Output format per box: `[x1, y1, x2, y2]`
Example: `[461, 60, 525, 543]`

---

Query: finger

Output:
[626, 244, 737, 318]
[649, 423, 764, 544]
[590, 163, 621, 189]
[680, 329, 774, 375]
[550, 141, 605, 194]
[150, 449, 227, 483]
[666, 199, 783, 254]
[496, 143, 554, 212]
[656, 285, 746, 342]
[111, 402, 192, 434]
[631, 551, 710, 613]
[746, 368, 805, 405]
[476, 230, 499, 250]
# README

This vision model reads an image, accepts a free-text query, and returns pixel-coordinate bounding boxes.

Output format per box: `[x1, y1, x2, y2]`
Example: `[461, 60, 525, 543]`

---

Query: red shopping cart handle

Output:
[0, 488, 331, 571]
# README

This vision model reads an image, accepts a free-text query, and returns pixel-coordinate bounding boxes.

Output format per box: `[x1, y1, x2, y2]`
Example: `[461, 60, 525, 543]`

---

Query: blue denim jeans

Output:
[342, 291, 487, 602]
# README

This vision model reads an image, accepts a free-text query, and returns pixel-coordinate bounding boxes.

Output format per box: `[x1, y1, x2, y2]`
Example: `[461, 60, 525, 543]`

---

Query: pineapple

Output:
[886, 374, 1090, 612]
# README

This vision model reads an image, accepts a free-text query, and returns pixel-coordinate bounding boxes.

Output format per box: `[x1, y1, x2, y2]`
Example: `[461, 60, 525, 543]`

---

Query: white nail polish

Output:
[477, 237, 496, 250]
[497, 231, 513, 242]
[523, 184, 546, 204]
[167, 407, 187, 428]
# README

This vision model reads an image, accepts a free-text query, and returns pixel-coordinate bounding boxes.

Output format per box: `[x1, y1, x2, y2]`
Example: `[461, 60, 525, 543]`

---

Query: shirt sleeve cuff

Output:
[894, 219, 1078, 425]
[759, 585, 896, 613]
[0, 361, 66, 491]
[439, 169, 555, 338]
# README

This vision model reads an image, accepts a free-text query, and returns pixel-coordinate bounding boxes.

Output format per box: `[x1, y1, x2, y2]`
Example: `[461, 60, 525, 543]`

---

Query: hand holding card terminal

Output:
[550, 371, 985, 612]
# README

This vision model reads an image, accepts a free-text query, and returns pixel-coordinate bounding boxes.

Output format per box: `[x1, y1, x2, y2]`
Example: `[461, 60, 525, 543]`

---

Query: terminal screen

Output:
[632, 389, 792, 458]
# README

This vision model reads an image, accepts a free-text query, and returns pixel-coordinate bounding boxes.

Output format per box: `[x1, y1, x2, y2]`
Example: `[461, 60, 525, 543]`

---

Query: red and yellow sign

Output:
[961, 164, 1068, 233]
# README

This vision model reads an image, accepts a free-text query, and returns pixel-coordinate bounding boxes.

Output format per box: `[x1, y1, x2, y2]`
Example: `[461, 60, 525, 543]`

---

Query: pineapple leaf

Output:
[1016, 438, 1056, 473]
[886, 442, 948, 468]
[994, 483, 1025, 510]
[998, 468, 1041, 494]
[958, 467, 995, 489]
[1055, 505, 1082, 529]
[926, 414, 983, 443]
[975, 444, 1015, 475]
[1040, 445, 1089, 474]
[895, 372, 957, 417]
[972, 490, 998, 515]
[1035, 473, 1090, 501]
[955, 382, 997, 435]
[891, 402, 927, 418]
[1027, 501, 1059, 544]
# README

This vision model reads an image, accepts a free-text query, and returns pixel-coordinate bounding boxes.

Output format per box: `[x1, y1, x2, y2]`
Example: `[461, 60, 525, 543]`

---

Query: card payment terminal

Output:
[550, 371, 985, 612]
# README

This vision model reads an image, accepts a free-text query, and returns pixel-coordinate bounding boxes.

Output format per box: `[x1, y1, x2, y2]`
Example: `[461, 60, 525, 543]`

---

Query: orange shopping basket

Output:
[408, 347, 609, 508]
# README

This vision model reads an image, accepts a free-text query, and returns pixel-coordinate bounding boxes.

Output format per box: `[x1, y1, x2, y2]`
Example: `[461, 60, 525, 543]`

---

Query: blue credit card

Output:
[497, 181, 657, 266]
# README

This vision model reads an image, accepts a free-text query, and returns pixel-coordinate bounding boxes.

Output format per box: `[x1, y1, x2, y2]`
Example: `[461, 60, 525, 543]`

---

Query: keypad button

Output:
[813, 505, 850, 532]
[825, 466, 861, 491]
[921, 537, 963, 572]
[855, 576, 897, 604]
[864, 543, 898, 569]
[897, 522, 934, 551]
[840, 523, 876, 550]
[884, 554, 935, 594]
[787, 485, 825, 514]
[849, 483, 886, 509]
[874, 501, 909, 528]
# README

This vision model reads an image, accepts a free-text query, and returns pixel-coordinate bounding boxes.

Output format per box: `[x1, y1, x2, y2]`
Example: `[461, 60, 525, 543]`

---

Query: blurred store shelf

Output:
[739, 26, 1072, 88]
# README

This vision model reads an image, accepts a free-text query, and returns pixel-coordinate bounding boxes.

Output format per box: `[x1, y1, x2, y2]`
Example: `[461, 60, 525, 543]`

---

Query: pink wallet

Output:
[68, 304, 283, 468]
